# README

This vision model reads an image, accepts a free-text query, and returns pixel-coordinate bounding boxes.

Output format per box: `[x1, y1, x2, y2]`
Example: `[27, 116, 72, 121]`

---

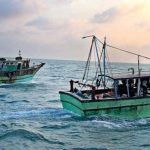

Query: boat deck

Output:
[60, 88, 150, 102]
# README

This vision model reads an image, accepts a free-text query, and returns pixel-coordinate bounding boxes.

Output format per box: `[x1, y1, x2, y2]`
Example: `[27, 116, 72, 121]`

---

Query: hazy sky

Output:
[0, 0, 150, 62]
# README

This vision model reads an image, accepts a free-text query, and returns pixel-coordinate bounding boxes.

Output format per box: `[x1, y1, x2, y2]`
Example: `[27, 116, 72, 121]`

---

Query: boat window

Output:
[118, 79, 127, 97]
[128, 79, 136, 97]
[17, 63, 21, 70]
[117, 78, 137, 98]
[140, 78, 150, 96]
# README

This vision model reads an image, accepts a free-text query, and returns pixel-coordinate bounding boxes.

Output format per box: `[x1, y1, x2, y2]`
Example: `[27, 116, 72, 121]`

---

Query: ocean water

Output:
[0, 59, 150, 150]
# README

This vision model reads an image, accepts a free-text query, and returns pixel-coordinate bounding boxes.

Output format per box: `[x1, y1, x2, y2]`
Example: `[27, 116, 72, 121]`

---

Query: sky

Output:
[0, 0, 150, 62]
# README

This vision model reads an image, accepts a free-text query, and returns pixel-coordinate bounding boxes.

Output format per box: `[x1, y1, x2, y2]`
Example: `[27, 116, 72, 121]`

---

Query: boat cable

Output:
[106, 49, 113, 76]
[82, 35, 150, 89]
[92, 41, 98, 85]
[82, 37, 95, 82]
[94, 35, 150, 60]
[83, 36, 105, 85]
[107, 44, 150, 60]
[94, 38, 104, 85]
[82, 35, 112, 88]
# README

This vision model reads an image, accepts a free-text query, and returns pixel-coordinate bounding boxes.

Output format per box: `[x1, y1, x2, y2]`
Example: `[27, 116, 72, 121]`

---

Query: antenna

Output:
[19, 50, 21, 57]
[82, 35, 95, 39]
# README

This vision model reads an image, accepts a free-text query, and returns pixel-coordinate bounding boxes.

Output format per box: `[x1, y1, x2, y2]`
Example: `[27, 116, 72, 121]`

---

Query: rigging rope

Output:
[82, 35, 150, 88]
[94, 39, 105, 87]
[82, 37, 94, 81]
[107, 44, 150, 60]
[106, 48, 113, 76]
[94, 35, 150, 60]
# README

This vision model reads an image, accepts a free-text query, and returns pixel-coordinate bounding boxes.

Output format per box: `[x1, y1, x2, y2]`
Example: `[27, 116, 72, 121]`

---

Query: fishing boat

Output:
[0, 51, 45, 83]
[59, 35, 150, 119]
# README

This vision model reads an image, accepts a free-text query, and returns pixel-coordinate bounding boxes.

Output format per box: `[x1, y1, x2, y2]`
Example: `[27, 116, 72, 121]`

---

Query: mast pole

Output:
[138, 55, 140, 75]
[137, 55, 140, 96]
[82, 36, 95, 81]
[103, 37, 106, 89]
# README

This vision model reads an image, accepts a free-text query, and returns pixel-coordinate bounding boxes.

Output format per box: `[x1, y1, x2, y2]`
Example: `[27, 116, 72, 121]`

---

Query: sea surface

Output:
[0, 59, 150, 150]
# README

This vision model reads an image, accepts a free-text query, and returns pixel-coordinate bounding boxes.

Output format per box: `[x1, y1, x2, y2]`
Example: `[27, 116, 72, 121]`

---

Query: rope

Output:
[107, 44, 150, 60]
[82, 37, 94, 81]
[93, 35, 150, 60]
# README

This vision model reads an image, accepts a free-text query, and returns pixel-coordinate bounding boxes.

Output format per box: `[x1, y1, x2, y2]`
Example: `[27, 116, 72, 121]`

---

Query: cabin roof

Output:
[0, 58, 28, 63]
[107, 72, 150, 80]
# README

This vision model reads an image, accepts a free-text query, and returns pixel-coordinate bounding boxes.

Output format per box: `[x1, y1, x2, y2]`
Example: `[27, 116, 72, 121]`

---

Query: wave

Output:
[140, 144, 150, 148]
[0, 129, 46, 141]
[41, 123, 70, 130]
[0, 82, 45, 89]
[0, 94, 7, 98]
[0, 108, 51, 120]
[0, 129, 65, 145]
[0, 108, 73, 121]
[5, 99, 30, 104]
[89, 116, 150, 130]
[47, 99, 59, 103]
[72, 148, 108, 150]
[0, 123, 8, 129]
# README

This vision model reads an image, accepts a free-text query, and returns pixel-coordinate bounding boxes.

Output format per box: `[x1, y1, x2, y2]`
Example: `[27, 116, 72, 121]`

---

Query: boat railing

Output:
[69, 80, 114, 100]
[70, 80, 95, 91]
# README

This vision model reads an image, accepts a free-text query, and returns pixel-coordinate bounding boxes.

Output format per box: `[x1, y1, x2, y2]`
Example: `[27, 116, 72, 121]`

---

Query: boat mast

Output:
[103, 37, 106, 89]
[138, 55, 140, 75]
[94, 37, 104, 85]
[82, 35, 95, 81]
[137, 55, 141, 96]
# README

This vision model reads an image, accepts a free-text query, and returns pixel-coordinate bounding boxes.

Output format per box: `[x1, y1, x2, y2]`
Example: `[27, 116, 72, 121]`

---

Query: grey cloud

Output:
[91, 7, 118, 23]
[26, 17, 50, 30]
[26, 17, 68, 31]
[0, 0, 21, 18]
[50, 0, 73, 5]
[0, 0, 46, 19]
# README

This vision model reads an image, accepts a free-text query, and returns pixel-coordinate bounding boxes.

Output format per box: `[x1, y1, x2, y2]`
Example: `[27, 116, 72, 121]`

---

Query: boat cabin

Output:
[109, 73, 150, 99]
[0, 58, 30, 72]
[0, 51, 30, 72]
[69, 72, 150, 101]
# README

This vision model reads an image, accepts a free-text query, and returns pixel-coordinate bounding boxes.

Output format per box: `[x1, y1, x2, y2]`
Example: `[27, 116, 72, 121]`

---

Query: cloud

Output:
[50, 0, 73, 5]
[26, 17, 51, 30]
[91, 7, 118, 23]
[0, 0, 150, 61]
[26, 17, 69, 32]
[0, 0, 47, 19]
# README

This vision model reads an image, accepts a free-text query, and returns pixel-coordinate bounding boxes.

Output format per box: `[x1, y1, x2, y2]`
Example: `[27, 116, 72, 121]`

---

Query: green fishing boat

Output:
[59, 35, 150, 119]
[0, 51, 45, 83]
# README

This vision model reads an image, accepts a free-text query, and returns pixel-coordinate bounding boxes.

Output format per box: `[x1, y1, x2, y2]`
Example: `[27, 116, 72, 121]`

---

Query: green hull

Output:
[59, 91, 150, 119]
[0, 63, 45, 83]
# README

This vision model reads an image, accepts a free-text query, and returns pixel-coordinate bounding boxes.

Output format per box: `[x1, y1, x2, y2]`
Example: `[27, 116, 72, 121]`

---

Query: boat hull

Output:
[59, 91, 150, 119]
[0, 63, 45, 83]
